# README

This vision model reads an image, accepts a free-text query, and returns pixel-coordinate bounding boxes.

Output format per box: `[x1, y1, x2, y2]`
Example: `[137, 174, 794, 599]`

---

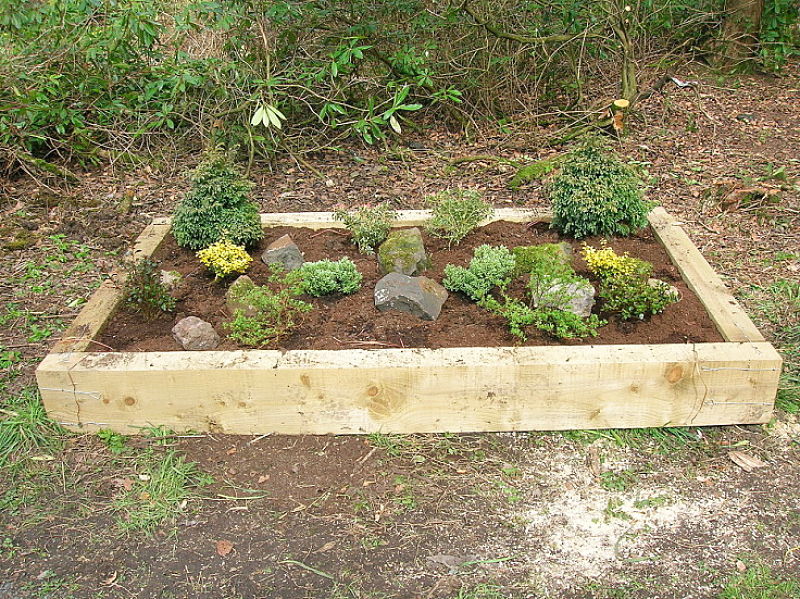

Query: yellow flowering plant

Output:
[197, 240, 252, 280]
[581, 244, 651, 281]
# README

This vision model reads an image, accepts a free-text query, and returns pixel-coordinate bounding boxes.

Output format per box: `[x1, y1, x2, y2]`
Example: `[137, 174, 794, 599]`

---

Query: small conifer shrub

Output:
[549, 142, 653, 238]
[172, 151, 263, 250]
[442, 245, 516, 301]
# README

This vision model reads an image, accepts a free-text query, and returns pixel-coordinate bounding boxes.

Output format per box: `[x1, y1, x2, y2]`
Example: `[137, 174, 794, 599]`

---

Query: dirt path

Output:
[0, 62, 798, 599]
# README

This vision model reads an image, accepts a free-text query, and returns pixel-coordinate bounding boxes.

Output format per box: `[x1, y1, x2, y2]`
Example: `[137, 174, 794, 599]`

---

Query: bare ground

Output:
[0, 61, 799, 598]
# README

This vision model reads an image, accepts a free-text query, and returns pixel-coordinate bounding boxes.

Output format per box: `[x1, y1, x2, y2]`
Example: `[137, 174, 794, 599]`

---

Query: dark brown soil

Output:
[97, 221, 723, 352]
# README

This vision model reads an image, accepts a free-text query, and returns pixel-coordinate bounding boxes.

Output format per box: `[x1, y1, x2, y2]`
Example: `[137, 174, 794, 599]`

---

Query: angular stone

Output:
[172, 316, 220, 351]
[374, 272, 448, 321]
[532, 278, 596, 318]
[261, 234, 304, 271]
[648, 278, 681, 301]
[225, 275, 258, 317]
[377, 228, 430, 276]
[160, 270, 182, 290]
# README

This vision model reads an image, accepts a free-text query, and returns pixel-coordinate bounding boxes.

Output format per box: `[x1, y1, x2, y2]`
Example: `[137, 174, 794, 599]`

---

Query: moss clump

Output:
[508, 158, 559, 190]
[172, 151, 263, 251]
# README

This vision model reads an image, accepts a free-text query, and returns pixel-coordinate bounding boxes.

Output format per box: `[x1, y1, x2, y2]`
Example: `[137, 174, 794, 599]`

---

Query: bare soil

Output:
[98, 221, 722, 352]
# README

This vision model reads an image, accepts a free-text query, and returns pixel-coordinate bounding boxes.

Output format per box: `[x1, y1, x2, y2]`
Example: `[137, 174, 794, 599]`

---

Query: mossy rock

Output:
[225, 275, 258, 317]
[378, 228, 431, 276]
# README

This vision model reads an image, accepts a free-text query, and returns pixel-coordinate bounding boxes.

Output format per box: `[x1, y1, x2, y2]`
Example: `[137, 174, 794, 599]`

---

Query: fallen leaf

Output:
[216, 540, 234, 557]
[122, 478, 134, 491]
[736, 560, 747, 572]
[101, 571, 118, 586]
[138, 492, 151, 500]
[728, 451, 767, 472]
[226, 447, 237, 455]
[258, 475, 270, 484]
[317, 541, 336, 552]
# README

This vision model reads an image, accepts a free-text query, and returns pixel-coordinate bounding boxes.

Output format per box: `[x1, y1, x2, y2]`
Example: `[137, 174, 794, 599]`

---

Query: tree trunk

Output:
[718, 0, 764, 68]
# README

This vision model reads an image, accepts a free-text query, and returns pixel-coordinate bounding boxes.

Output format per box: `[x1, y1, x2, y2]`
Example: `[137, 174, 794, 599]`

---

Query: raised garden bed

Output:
[36, 208, 782, 434]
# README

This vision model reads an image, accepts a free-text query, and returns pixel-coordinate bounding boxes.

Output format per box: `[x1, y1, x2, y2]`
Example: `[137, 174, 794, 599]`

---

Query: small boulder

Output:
[378, 228, 430, 276]
[648, 278, 681, 301]
[160, 270, 182, 290]
[374, 272, 448, 321]
[532, 278, 596, 318]
[261, 234, 304, 271]
[225, 275, 258, 316]
[172, 316, 220, 351]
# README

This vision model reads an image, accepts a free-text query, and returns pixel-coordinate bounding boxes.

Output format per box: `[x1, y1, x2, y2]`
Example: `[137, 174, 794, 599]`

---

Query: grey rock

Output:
[378, 228, 430, 276]
[261, 234, 304, 271]
[225, 275, 258, 317]
[532, 277, 596, 318]
[160, 270, 182, 290]
[374, 272, 448, 321]
[648, 278, 681, 301]
[172, 316, 220, 351]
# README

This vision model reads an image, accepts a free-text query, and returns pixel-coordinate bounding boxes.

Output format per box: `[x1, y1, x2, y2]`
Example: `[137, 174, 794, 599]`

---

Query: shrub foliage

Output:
[172, 152, 263, 251]
[550, 143, 652, 239]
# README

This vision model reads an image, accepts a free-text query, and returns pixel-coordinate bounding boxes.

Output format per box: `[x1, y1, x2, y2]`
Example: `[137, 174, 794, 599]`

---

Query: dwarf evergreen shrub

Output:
[172, 152, 263, 250]
[550, 142, 653, 238]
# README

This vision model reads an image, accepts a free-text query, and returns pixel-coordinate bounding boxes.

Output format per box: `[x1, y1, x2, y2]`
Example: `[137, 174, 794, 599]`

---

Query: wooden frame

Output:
[36, 208, 782, 434]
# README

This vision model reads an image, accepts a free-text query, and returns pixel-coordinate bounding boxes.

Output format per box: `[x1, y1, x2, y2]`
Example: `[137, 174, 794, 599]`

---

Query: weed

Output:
[719, 562, 800, 598]
[0, 387, 65, 467]
[600, 470, 638, 492]
[604, 498, 632, 521]
[633, 495, 671, 509]
[452, 583, 511, 599]
[97, 429, 127, 454]
[391, 475, 417, 511]
[366, 433, 409, 457]
[425, 189, 492, 246]
[562, 427, 705, 454]
[113, 450, 212, 533]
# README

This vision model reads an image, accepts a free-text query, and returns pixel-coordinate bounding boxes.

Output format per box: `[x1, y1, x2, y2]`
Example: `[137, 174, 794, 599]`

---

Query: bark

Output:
[718, 0, 764, 68]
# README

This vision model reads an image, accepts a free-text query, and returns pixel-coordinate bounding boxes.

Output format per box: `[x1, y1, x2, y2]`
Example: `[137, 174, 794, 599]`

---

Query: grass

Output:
[0, 387, 65, 467]
[112, 449, 213, 533]
[560, 426, 707, 453]
[719, 562, 800, 598]
[452, 583, 511, 599]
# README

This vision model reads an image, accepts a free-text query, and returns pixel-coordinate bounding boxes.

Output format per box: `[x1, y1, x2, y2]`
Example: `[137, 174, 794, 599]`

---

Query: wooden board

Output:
[37, 343, 781, 434]
[649, 208, 763, 343]
[51, 222, 172, 353]
[36, 208, 782, 434]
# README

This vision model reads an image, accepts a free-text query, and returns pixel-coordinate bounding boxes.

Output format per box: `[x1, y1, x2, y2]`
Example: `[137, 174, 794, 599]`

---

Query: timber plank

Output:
[648, 207, 763, 342]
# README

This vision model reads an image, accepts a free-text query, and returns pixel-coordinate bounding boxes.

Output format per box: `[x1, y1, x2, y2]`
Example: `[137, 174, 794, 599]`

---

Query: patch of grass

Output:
[0, 387, 65, 467]
[391, 475, 417, 511]
[113, 450, 212, 533]
[366, 432, 409, 458]
[719, 562, 800, 598]
[599, 469, 638, 492]
[775, 346, 799, 415]
[561, 426, 706, 453]
[452, 583, 511, 599]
